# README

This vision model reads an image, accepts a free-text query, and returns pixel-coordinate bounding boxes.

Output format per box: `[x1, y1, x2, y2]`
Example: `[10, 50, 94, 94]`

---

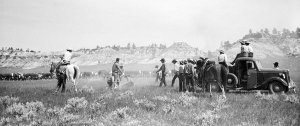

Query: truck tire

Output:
[227, 73, 238, 88]
[269, 81, 286, 94]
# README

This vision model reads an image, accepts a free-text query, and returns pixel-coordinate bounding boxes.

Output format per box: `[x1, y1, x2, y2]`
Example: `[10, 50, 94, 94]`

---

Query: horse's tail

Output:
[73, 65, 80, 79]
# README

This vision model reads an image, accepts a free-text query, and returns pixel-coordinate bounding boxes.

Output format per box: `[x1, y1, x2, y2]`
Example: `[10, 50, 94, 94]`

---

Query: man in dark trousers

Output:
[185, 58, 194, 92]
[171, 59, 180, 87]
[157, 58, 167, 87]
[112, 58, 122, 88]
[178, 61, 186, 92]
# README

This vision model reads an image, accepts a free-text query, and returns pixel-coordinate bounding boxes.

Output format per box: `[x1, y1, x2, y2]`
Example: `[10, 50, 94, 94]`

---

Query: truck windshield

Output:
[255, 60, 263, 69]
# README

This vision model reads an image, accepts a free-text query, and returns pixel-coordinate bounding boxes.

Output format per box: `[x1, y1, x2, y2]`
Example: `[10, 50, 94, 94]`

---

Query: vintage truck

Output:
[224, 57, 296, 93]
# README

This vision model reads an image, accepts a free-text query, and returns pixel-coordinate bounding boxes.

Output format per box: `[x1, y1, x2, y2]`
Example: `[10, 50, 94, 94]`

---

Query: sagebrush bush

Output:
[282, 93, 299, 104]
[79, 85, 95, 94]
[161, 104, 175, 114]
[0, 96, 19, 108]
[45, 106, 81, 125]
[116, 90, 134, 100]
[195, 110, 220, 126]
[134, 98, 156, 111]
[194, 95, 228, 126]
[107, 106, 130, 120]
[4, 101, 45, 125]
[178, 93, 197, 107]
[64, 97, 88, 113]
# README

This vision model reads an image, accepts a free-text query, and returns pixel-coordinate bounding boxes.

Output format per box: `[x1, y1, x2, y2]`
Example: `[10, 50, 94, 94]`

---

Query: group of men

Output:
[156, 58, 197, 92]
[155, 39, 255, 92]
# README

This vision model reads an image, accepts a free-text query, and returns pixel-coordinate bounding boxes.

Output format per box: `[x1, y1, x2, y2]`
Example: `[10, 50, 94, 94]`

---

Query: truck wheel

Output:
[269, 81, 286, 94]
[206, 81, 221, 92]
[227, 73, 238, 88]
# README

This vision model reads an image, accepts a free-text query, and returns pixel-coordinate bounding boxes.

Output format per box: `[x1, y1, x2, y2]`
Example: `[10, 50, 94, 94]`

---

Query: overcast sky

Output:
[0, 0, 299, 51]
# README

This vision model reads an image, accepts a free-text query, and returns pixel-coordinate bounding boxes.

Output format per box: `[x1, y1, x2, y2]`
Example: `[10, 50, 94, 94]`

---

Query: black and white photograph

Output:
[0, 0, 299, 125]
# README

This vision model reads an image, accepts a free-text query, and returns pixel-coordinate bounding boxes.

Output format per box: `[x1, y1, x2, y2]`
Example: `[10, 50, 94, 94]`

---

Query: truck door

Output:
[247, 61, 257, 89]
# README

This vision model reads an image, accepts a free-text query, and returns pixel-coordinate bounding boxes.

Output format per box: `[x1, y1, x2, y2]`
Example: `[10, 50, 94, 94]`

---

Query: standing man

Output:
[157, 58, 167, 87]
[178, 61, 186, 92]
[154, 65, 161, 82]
[231, 40, 246, 65]
[245, 41, 253, 57]
[171, 59, 180, 87]
[273, 62, 279, 69]
[218, 50, 229, 89]
[112, 58, 122, 88]
[218, 50, 228, 68]
[185, 58, 194, 92]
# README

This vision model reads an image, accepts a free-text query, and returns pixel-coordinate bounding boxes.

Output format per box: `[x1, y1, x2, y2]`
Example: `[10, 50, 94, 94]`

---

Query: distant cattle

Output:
[80, 72, 94, 79]
[23, 73, 40, 80]
[98, 70, 110, 79]
[40, 73, 53, 79]
[0, 73, 13, 80]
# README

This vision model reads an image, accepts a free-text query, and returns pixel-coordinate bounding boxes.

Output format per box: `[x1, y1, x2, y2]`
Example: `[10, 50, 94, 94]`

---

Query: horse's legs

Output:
[209, 83, 212, 97]
[71, 78, 77, 92]
[217, 81, 226, 99]
[219, 83, 226, 99]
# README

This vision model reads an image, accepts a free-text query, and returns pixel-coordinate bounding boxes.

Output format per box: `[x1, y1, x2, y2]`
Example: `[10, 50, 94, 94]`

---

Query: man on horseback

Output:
[57, 48, 73, 74]
[51, 48, 79, 93]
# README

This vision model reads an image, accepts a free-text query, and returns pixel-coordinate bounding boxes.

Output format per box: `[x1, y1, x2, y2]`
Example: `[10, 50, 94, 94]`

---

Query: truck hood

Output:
[259, 68, 288, 73]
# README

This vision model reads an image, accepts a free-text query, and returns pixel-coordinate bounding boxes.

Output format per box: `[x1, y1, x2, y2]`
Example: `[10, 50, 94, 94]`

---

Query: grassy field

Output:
[0, 76, 299, 126]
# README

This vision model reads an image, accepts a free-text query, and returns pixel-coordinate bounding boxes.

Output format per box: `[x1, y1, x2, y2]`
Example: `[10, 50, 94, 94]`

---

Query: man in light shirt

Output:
[218, 50, 228, 68]
[178, 61, 186, 92]
[57, 48, 73, 74]
[171, 59, 180, 87]
[231, 40, 247, 65]
[245, 41, 253, 57]
[62, 48, 72, 65]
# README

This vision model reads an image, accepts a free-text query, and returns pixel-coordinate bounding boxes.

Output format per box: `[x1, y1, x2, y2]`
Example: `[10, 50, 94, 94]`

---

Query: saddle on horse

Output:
[56, 60, 70, 75]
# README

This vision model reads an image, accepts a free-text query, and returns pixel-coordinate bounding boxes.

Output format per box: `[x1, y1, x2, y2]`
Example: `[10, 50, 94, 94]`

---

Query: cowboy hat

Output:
[66, 48, 73, 51]
[172, 59, 177, 63]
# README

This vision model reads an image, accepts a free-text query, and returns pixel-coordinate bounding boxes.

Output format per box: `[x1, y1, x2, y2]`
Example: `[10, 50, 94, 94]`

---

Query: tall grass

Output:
[0, 78, 299, 125]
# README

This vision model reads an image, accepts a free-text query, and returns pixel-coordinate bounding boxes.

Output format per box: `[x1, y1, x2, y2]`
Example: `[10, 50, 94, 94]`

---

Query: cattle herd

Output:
[0, 70, 170, 81]
[0, 72, 53, 81]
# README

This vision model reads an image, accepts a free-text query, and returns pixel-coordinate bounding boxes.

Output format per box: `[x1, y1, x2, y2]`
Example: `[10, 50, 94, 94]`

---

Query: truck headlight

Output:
[279, 73, 285, 79]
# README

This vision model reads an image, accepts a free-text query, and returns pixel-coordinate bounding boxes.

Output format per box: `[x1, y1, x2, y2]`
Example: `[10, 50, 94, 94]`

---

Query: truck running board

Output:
[228, 90, 269, 93]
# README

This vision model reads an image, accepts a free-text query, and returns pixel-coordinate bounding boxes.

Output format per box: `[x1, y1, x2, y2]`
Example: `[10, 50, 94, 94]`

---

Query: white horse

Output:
[50, 62, 80, 92]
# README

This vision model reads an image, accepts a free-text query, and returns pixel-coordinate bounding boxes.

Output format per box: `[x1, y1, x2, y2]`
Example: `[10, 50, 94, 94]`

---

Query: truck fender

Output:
[227, 73, 238, 88]
[262, 77, 288, 87]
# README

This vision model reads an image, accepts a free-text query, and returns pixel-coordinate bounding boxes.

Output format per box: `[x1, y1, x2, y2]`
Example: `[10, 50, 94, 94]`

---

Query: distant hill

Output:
[220, 29, 300, 61]
[0, 42, 206, 69]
